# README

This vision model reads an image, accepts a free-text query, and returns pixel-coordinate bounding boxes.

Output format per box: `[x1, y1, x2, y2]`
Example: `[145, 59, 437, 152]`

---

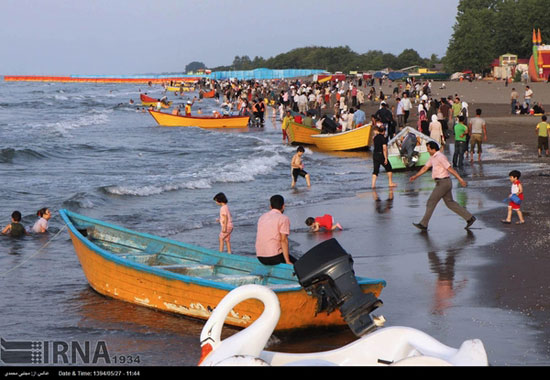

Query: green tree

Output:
[185, 61, 206, 73]
[444, 3, 497, 73]
[444, 0, 550, 73]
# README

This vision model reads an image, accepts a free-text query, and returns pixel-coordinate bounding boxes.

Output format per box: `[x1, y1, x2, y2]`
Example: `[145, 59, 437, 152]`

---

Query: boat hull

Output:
[287, 122, 318, 145]
[388, 152, 431, 170]
[60, 210, 385, 331]
[311, 124, 372, 151]
[166, 86, 195, 92]
[148, 110, 249, 128]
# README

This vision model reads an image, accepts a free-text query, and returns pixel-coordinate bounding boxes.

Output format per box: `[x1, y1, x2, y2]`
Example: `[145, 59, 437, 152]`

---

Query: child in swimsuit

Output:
[214, 192, 233, 253]
[291, 145, 311, 188]
[2, 211, 26, 238]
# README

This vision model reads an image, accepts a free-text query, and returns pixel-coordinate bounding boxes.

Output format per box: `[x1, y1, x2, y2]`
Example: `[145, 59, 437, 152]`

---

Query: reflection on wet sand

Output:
[422, 231, 476, 315]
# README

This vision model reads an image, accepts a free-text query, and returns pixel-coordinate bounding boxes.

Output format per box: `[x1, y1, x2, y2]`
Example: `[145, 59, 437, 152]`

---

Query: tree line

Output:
[194, 46, 440, 74]
[444, 0, 550, 73]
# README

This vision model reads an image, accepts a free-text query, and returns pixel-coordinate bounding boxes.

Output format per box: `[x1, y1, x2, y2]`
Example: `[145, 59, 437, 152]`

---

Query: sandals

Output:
[500, 220, 511, 224]
[516, 221, 525, 224]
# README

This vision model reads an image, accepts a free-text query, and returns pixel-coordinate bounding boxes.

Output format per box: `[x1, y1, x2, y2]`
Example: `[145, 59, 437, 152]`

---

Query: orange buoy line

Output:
[3, 75, 201, 84]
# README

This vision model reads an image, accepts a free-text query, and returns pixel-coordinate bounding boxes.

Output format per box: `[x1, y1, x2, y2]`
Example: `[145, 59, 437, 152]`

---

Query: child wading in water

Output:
[291, 145, 311, 188]
[502, 170, 525, 224]
[305, 214, 343, 232]
[214, 192, 233, 253]
[2, 211, 26, 238]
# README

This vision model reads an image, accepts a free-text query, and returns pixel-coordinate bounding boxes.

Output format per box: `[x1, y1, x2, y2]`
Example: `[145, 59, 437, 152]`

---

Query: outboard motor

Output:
[294, 238, 382, 337]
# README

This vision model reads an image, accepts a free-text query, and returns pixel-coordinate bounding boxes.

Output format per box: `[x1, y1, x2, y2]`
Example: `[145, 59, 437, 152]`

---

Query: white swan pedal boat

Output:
[198, 284, 489, 366]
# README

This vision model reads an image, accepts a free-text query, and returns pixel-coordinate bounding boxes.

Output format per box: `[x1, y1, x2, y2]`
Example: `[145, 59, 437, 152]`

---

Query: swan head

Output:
[198, 284, 281, 366]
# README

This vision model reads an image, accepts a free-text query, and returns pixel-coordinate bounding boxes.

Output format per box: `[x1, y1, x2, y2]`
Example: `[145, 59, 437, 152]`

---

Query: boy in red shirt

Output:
[305, 214, 343, 232]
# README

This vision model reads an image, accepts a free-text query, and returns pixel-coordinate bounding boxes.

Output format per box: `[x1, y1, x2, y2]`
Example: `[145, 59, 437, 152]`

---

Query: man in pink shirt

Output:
[255, 195, 296, 265]
[409, 141, 476, 231]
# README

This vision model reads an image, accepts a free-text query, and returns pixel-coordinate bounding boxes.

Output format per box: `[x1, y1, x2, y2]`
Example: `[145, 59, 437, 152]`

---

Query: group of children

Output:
[2, 208, 51, 238]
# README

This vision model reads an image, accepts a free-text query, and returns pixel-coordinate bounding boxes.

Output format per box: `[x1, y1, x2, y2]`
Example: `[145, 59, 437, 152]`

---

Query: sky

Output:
[1, 0, 460, 76]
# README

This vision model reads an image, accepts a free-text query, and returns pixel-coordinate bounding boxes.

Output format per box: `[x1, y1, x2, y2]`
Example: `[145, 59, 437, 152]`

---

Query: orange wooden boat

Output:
[148, 110, 250, 128]
[60, 209, 386, 331]
[286, 121, 319, 145]
[140, 93, 172, 108]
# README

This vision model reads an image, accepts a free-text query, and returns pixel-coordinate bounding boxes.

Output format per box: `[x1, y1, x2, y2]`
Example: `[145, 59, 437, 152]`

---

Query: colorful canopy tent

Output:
[529, 29, 550, 82]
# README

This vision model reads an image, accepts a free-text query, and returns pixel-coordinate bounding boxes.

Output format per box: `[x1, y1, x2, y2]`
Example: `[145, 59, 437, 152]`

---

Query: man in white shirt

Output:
[524, 86, 533, 109]
[401, 93, 412, 124]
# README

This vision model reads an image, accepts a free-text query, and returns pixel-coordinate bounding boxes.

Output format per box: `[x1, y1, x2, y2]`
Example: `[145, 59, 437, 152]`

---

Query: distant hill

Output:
[209, 46, 440, 73]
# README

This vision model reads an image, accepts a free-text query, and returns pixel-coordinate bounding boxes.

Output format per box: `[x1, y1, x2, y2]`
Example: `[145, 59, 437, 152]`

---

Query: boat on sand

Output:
[310, 124, 372, 151]
[387, 126, 435, 170]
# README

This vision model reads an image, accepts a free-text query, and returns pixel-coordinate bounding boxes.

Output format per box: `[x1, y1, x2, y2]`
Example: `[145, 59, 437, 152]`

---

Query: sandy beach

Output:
[265, 80, 550, 365]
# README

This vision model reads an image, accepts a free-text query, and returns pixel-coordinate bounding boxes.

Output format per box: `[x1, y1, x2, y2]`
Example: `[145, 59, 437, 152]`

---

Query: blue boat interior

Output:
[62, 209, 299, 289]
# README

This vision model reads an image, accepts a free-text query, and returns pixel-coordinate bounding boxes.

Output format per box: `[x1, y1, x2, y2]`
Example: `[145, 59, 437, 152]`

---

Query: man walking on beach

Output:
[409, 141, 476, 231]
[536, 115, 550, 157]
[468, 108, 487, 162]
[255, 195, 296, 265]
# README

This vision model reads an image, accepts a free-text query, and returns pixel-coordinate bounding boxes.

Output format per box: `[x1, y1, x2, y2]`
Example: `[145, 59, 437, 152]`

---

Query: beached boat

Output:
[59, 209, 386, 331]
[166, 85, 195, 92]
[148, 110, 250, 128]
[310, 124, 372, 151]
[286, 121, 319, 145]
[139, 94, 172, 108]
[387, 127, 435, 170]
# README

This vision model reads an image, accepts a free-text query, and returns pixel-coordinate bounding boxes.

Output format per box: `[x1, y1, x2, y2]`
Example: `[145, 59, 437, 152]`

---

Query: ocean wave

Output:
[0, 147, 48, 163]
[99, 149, 286, 197]
[39, 110, 111, 137]
[61, 192, 97, 209]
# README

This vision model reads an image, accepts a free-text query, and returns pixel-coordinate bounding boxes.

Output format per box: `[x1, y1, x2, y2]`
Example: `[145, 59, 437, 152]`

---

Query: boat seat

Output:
[143, 242, 164, 255]
[120, 253, 158, 264]
[250, 265, 271, 278]
[199, 256, 221, 266]
[216, 274, 262, 286]
[156, 263, 214, 276]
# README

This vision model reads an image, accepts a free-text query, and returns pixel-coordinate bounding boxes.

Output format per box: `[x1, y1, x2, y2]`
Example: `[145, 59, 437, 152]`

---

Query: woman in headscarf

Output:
[429, 114, 445, 147]
[418, 109, 429, 135]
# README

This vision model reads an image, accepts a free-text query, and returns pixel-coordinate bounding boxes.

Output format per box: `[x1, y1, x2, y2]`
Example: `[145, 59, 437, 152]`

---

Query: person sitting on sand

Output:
[305, 214, 343, 232]
[2, 211, 26, 238]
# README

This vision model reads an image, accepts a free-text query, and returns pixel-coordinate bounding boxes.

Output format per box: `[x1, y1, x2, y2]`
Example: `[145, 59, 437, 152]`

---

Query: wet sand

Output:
[266, 81, 550, 365]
